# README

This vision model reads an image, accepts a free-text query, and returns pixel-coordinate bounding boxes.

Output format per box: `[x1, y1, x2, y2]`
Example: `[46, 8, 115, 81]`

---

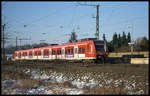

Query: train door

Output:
[85, 43, 92, 57]
[78, 45, 86, 58]
[74, 45, 78, 59]
[62, 48, 65, 59]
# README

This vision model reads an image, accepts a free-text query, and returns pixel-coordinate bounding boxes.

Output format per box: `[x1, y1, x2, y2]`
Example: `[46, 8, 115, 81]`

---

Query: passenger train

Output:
[14, 38, 108, 63]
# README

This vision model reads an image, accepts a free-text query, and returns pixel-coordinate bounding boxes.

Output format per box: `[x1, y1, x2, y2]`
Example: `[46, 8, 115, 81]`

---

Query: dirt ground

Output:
[1, 60, 149, 95]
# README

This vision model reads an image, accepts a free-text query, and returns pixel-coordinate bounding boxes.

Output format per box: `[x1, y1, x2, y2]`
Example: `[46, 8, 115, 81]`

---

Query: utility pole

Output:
[16, 36, 18, 50]
[131, 24, 134, 58]
[2, 24, 6, 59]
[19, 38, 31, 50]
[95, 5, 99, 40]
[128, 24, 134, 58]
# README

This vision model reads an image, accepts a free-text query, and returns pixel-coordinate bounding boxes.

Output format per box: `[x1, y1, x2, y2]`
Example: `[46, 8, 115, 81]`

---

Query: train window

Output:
[38, 51, 41, 56]
[71, 48, 74, 54]
[58, 50, 61, 55]
[57, 50, 58, 54]
[57, 50, 59, 55]
[44, 50, 49, 56]
[25, 52, 27, 56]
[23, 52, 25, 56]
[54, 50, 56, 55]
[65, 49, 67, 54]
[47, 51, 49, 55]
[52, 50, 55, 55]
[29, 51, 32, 56]
[68, 49, 70, 54]
[82, 48, 85, 54]
[75, 48, 77, 54]
[95, 45, 104, 52]
[79, 48, 81, 54]
[19, 52, 21, 56]
[60, 50, 61, 54]
[35, 51, 37, 56]
[22, 52, 24, 56]
[43, 50, 46, 55]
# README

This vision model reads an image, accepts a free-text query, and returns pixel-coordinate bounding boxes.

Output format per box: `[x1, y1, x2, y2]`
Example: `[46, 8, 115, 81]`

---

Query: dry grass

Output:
[2, 60, 149, 94]
[13, 79, 42, 89]
[83, 87, 127, 95]
[2, 68, 30, 80]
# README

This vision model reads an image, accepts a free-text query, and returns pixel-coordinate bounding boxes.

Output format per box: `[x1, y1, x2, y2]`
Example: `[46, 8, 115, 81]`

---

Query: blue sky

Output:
[2, 1, 149, 46]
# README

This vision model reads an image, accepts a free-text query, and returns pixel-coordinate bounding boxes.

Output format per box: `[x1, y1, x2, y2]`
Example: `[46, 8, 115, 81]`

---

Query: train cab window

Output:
[71, 48, 74, 55]
[82, 48, 85, 54]
[75, 48, 77, 54]
[79, 48, 81, 54]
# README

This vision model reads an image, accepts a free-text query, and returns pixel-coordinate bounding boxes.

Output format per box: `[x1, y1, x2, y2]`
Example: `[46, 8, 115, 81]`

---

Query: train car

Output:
[14, 39, 108, 62]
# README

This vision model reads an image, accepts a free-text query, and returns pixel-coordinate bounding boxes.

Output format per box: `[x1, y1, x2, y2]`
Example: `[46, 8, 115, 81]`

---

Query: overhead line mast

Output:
[96, 5, 99, 40]
[77, 3, 100, 40]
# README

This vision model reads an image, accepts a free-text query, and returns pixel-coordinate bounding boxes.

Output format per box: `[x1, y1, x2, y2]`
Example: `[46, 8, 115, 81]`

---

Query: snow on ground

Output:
[2, 68, 148, 95]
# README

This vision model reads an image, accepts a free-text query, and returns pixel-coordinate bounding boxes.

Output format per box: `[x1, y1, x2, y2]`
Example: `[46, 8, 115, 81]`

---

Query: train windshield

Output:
[94, 40, 105, 52]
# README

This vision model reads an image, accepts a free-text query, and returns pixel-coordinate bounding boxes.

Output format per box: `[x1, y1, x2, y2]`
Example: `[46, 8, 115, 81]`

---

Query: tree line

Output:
[4, 31, 149, 55]
[106, 32, 149, 52]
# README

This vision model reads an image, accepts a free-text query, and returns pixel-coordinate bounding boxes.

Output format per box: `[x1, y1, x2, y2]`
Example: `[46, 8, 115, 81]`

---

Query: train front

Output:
[93, 40, 108, 63]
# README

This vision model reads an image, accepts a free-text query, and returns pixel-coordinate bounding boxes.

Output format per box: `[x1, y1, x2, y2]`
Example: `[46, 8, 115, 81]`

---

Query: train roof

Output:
[14, 40, 100, 53]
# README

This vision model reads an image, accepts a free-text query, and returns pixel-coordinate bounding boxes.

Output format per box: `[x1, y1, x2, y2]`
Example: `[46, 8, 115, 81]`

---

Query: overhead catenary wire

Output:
[67, 5, 78, 30]
[24, 5, 73, 27]
[104, 16, 147, 27]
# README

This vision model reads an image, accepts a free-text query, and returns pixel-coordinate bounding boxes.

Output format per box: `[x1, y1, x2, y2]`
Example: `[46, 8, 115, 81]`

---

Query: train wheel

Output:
[96, 56, 105, 64]
[101, 56, 105, 64]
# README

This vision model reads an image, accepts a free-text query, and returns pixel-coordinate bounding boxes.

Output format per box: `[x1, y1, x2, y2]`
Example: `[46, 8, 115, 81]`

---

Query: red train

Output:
[14, 39, 108, 62]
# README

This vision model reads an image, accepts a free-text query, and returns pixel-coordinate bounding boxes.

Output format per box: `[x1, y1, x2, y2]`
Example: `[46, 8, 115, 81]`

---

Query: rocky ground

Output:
[1, 60, 149, 95]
